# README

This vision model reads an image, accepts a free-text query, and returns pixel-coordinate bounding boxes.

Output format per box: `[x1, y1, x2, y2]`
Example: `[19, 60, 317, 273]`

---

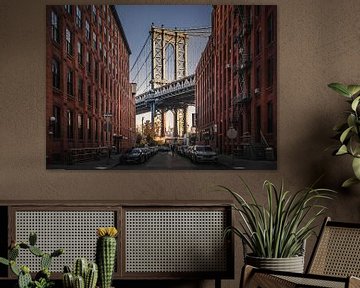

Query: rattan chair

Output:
[241, 217, 360, 288]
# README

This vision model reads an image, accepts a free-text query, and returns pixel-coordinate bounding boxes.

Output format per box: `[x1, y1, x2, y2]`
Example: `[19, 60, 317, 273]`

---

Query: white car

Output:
[191, 145, 218, 163]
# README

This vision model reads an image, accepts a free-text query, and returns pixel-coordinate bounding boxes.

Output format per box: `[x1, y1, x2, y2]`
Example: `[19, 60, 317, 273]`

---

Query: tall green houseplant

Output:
[328, 83, 360, 187]
[222, 179, 334, 260]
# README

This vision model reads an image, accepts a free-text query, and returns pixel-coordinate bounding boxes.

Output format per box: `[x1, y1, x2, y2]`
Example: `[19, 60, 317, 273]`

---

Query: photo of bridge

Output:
[46, 5, 277, 170]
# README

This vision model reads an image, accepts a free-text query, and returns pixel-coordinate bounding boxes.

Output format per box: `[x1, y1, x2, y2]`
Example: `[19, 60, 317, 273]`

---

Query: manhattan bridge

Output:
[132, 24, 211, 140]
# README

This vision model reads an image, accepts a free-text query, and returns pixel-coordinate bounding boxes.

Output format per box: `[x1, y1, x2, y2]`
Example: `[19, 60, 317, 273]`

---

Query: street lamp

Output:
[48, 116, 56, 135]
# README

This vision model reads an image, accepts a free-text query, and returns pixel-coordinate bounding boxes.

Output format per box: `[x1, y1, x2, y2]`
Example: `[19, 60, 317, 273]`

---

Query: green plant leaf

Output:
[0, 257, 9, 266]
[328, 83, 351, 97]
[352, 157, 360, 179]
[342, 177, 360, 188]
[347, 114, 356, 128]
[351, 96, 360, 111]
[347, 85, 360, 97]
[336, 145, 348, 155]
[340, 127, 353, 143]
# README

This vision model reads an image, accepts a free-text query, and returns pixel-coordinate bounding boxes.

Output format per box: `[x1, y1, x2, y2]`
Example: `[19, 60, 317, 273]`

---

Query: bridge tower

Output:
[150, 25, 188, 89]
[149, 25, 189, 139]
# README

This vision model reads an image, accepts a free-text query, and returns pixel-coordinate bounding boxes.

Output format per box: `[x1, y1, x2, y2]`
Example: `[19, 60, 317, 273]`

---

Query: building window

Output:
[51, 11, 60, 43]
[95, 61, 99, 80]
[51, 59, 60, 89]
[77, 41, 83, 65]
[267, 13, 274, 44]
[78, 77, 83, 101]
[98, 16, 102, 32]
[87, 85, 92, 106]
[95, 91, 98, 110]
[267, 57, 274, 87]
[256, 66, 261, 89]
[67, 110, 74, 140]
[95, 120, 98, 141]
[256, 29, 261, 55]
[64, 5, 72, 15]
[67, 69, 74, 96]
[85, 20, 90, 41]
[92, 5, 97, 23]
[53, 106, 61, 139]
[255, 5, 260, 17]
[93, 31, 97, 50]
[87, 117, 92, 141]
[267, 101, 273, 133]
[78, 114, 84, 140]
[76, 6, 82, 28]
[66, 28, 73, 56]
[86, 52, 91, 74]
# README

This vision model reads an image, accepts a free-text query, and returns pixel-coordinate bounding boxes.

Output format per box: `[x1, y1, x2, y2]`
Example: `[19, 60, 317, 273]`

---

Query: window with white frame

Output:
[51, 11, 60, 43]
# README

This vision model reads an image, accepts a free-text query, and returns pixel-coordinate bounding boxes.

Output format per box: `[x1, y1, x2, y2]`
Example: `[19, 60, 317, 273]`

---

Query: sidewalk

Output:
[47, 154, 120, 170]
[217, 154, 277, 170]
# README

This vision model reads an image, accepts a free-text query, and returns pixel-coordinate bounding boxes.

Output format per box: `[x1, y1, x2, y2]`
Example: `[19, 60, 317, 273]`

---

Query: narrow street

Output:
[114, 151, 227, 170]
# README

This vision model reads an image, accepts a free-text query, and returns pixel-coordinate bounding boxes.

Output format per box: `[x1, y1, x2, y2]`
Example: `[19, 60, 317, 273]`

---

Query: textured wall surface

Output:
[1, 1, 360, 287]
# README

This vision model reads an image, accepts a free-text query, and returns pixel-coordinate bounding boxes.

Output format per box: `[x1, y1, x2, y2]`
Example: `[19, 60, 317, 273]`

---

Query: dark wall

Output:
[1, 1, 360, 287]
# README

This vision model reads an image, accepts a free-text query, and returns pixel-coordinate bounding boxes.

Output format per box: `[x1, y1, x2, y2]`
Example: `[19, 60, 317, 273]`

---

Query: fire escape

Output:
[232, 6, 253, 158]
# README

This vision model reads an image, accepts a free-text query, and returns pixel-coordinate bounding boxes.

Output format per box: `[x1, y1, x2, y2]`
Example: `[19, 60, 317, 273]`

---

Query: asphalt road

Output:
[114, 151, 227, 170]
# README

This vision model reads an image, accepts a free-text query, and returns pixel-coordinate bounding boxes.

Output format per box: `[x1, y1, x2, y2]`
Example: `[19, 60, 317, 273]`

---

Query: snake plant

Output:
[221, 178, 335, 258]
[328, 83, 360, 187]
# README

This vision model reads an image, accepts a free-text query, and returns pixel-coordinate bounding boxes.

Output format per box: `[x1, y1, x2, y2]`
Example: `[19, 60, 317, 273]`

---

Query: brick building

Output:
[46, 5, 135, 163]
[195, 5, 277, 159]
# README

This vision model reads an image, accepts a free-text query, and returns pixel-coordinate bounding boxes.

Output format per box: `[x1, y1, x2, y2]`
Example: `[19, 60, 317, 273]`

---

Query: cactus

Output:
[29, 232, 37, 246]
[85, 263, 98, 288]
[41, 253, 52, 270]
[73, 275, 85, 288]
[96, 227, 118, 288]
[18, 270, 32, 288]
[63, 259, 98, 288]
[74, 258, 87, 279]
[63, 272, 74, 288]
[0, 233, 63, 288]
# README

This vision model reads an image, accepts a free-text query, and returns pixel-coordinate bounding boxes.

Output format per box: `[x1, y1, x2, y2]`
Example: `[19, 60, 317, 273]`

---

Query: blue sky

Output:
[116, 5, 212, 129]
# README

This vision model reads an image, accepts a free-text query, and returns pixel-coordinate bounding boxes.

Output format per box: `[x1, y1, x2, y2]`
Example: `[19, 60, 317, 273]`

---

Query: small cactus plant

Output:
[96, 227, 118, 288]
[62, 259, 98, 288]
[0, 232, 63, 288]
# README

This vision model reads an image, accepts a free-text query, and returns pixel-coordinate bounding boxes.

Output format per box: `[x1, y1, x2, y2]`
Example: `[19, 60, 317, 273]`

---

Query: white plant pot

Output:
[245, 254, 305, 273]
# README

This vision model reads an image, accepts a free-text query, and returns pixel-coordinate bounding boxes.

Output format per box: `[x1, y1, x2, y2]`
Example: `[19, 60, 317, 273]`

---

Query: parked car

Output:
[184, 145, 194, 158]
[176, 145, 188, 156]
[191, 145, 218, 163]
[120, 148, 145, 164]
[158, 145, 171, 152]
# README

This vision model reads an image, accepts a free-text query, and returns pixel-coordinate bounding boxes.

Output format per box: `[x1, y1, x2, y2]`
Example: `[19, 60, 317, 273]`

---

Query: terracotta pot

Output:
[245, 254, 305, 273]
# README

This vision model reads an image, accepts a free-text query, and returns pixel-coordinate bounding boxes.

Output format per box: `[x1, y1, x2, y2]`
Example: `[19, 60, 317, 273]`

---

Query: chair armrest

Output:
[349, 276, 360, 288]
[241, 265, 351, 288]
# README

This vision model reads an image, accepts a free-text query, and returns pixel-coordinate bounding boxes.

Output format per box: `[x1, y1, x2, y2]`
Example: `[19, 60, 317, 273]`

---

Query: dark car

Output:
[119, 148, 145, 164]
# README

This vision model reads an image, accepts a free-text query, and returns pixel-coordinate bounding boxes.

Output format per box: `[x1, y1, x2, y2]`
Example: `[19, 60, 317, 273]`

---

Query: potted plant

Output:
[328, 83, 360, 187]
[221, 179, 335, 273]
[0, 232, 63, 288]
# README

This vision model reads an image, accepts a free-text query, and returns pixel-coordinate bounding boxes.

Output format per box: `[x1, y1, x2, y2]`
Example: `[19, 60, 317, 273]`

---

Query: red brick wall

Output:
[195, 5, 277, 155]
[46, 5, 134, 163]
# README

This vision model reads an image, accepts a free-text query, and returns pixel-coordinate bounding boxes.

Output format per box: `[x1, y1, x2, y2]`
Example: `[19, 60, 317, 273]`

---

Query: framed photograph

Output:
[46, 5, 277, 170]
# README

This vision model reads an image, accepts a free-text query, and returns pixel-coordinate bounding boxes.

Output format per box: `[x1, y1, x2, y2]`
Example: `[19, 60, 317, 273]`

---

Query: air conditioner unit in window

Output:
[255, 88, 260, 94]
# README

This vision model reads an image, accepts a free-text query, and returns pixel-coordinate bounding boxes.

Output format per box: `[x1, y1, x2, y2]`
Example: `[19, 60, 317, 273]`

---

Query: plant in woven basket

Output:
[328, 83, 360, 187]
[221, 178, 335, 259]
[96, 227, 118, 288]
[62, 258, 98, 288]
[0, 232, 63, 288]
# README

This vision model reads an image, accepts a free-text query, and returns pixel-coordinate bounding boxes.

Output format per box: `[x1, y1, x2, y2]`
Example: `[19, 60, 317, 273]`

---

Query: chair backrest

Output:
[307, 217, 360, 277]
